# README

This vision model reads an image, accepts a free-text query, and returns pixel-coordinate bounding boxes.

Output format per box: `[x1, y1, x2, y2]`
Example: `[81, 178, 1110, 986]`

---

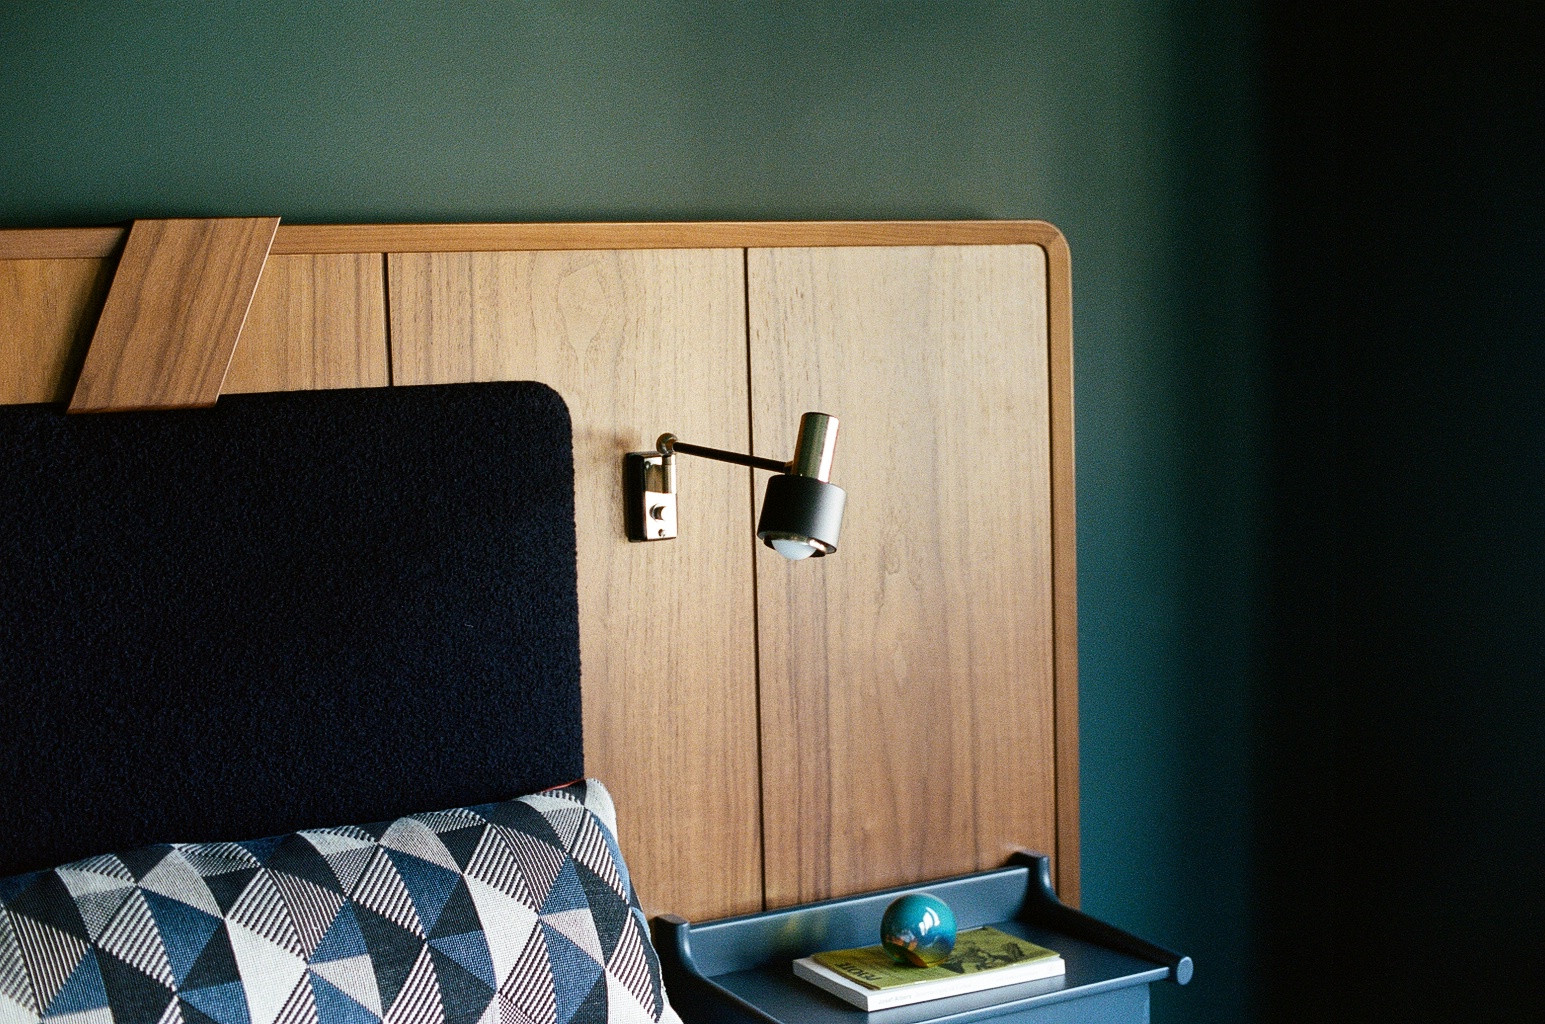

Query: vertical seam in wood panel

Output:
[744, 247, 769, 912]
[381, 253, 395, 386]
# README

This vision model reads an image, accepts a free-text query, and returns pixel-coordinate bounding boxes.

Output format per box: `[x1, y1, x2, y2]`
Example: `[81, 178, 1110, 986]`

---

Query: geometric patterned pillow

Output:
[0, 780, 680, 1024]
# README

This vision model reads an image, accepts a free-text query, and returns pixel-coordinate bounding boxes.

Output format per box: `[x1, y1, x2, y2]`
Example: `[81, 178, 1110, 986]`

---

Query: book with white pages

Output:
[792, 926, 1066, 1011]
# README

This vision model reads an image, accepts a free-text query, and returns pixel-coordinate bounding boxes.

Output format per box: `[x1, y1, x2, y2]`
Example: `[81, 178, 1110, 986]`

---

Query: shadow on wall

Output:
[1260, 7, 1545, 1022]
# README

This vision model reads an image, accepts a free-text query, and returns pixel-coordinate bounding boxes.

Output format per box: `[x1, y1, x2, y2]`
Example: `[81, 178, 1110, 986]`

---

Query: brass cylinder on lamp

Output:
[757, 413, 846, 559]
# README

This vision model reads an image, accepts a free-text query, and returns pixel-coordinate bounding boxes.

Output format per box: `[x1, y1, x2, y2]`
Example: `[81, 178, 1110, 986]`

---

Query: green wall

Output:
[1, 5, 1263, 1021]
[1261, 9, 1545, 1021]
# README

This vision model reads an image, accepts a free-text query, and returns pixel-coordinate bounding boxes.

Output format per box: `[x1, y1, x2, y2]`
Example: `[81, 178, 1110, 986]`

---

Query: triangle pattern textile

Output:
[600, 974, 654, 1024]
[560, 975, 607, 1024]
[380, 853, 457, 937]
[267, 877, 344, 960]
[492, 836, 563, 915]
[201, 873, 257, 922]
[349, 856, 420, 940]
[381, 946, 440, 1024]
[496, 931, 554, 1024]
[307, 957, 380, 1021]
[67, 859, 134, 886]
[427, 932, 495, 993]
[0, 896, 38, 1015]
[179, 979, 251, 1024]
[0, 781, 679, 1024]
[296, 831, 378, 857]
[463, 833, 534, 914]
[138, 854, 222, 920]
[177, 848, 259, 881]
[407, 811, 486, 839]
[55, 869, 134, 903]
[269, 973, 316, 1024]
[41, 1006, 113, 1024]
[569, 871, 625, 964]
[462, 879, 537, 989]
[96, 889, 175, 987]
[349, 911, 418, 1016]
[90, 949, 173, 1024]
[155, 992, 186, 1024]
[379, 823, 458, 877]
[319, 852, 373, 901]
[11, 912, 87, 1012]
[602, 917, 657, 1021]
[226, 872, 300, 957]
[226, 922, 307, 1024]
[71, 886, 137, 945]
[565, 821, 624, 905]
[141, 894, 220, 989]
[310, 907, 368, 967]
[423, 946, 493, 1024]
[44, 948, 108, 1016]
[306, 974, 377, 1024]
[433, 830, 485, 875]
[538, 929, 600, 1024]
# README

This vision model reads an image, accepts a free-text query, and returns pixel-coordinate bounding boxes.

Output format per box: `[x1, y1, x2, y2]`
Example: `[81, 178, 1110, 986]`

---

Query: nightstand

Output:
[653, 852, 1190, 1023]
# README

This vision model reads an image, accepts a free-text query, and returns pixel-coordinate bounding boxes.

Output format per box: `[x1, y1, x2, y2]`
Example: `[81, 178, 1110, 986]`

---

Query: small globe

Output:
[880, 893, 957, 966]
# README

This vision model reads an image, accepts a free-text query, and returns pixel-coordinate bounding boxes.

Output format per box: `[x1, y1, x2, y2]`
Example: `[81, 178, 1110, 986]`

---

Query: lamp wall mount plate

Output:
[624, 451, 677, 541]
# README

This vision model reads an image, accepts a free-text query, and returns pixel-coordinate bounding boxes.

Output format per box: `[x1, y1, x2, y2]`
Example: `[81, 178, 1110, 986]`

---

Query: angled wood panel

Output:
[0, 259, 114, 405]
[750, 244, 1058, 908]
[387, 249, 763, 921]
[70, 217, 278, 412]
[225, 254, 389, 393]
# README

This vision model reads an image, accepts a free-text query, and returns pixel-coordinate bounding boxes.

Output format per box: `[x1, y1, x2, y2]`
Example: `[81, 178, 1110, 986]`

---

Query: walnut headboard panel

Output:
[0, 220, 1078, 922]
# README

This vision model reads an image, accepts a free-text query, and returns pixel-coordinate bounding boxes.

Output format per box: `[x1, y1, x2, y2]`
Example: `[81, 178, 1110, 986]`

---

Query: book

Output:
[792, 926, 1065, 1011]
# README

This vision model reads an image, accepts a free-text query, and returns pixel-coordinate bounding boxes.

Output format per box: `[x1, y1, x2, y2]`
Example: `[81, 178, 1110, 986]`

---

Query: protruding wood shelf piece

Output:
[68, 217, 280, 413]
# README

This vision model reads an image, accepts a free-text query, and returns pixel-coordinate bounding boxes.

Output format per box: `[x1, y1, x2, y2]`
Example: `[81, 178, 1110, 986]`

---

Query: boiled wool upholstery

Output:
[0, 383, 582, 877]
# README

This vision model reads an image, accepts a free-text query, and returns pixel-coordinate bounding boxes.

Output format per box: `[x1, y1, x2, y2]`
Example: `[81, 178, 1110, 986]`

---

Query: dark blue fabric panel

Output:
[0, 382, 582, 876]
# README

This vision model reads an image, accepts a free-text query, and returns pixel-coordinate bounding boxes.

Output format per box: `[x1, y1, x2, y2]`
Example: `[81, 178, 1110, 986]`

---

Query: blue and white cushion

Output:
[0, 780, 679, 1024]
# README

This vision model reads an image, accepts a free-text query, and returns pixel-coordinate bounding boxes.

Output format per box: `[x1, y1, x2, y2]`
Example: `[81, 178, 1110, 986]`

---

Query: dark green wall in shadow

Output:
[0, 5, 1263, 1021]
[1261, 8, 1545, 1021]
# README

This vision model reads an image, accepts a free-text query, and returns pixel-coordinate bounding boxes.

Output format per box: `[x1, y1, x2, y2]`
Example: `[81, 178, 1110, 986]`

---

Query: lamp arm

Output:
[656, 434, 788, 474]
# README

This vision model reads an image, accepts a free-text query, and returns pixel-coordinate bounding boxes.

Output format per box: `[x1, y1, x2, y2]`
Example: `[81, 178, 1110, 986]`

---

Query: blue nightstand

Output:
[654, 852, 1190, 1023]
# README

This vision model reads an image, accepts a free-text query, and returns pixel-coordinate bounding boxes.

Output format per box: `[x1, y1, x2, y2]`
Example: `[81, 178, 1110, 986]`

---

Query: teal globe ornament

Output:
[880, 893, 957, 966]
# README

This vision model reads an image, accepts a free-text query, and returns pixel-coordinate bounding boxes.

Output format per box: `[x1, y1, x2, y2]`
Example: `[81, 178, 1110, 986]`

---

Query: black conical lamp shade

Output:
[757, 474, 846, 558]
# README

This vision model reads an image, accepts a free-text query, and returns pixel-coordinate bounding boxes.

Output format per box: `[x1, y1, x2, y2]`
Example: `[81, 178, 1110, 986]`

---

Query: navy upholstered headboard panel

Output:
[0, 382, 582, 876]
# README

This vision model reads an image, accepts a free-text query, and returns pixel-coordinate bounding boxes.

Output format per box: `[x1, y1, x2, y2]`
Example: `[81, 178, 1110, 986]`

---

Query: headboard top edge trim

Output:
[0, 219, 1067, 260]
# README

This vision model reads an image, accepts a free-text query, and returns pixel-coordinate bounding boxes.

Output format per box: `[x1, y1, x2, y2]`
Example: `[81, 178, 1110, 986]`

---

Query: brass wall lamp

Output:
[625, 412, 846, 560]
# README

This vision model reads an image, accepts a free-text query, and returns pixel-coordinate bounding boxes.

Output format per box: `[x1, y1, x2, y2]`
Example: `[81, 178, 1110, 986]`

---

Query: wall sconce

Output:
[625, 412, 846, 560]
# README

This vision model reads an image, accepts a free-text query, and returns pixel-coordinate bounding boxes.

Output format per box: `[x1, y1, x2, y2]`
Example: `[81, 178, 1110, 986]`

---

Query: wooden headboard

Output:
[0, 220, 1077, 923]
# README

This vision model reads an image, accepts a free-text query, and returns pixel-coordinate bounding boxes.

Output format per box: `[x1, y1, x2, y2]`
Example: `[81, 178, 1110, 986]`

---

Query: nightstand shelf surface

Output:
[653, 853, 1189, 1024]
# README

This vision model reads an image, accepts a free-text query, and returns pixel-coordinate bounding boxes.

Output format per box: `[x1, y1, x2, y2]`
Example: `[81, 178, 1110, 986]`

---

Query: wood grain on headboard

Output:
[749, 244, 1058, 908]
[0, 220, 1078, 920]
[387, 247, 763, 923]
[226, 253, 390, 394]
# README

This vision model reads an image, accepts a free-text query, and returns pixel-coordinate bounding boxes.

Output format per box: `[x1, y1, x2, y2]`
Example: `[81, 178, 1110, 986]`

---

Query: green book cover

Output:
[810, 927, 1060, 991]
